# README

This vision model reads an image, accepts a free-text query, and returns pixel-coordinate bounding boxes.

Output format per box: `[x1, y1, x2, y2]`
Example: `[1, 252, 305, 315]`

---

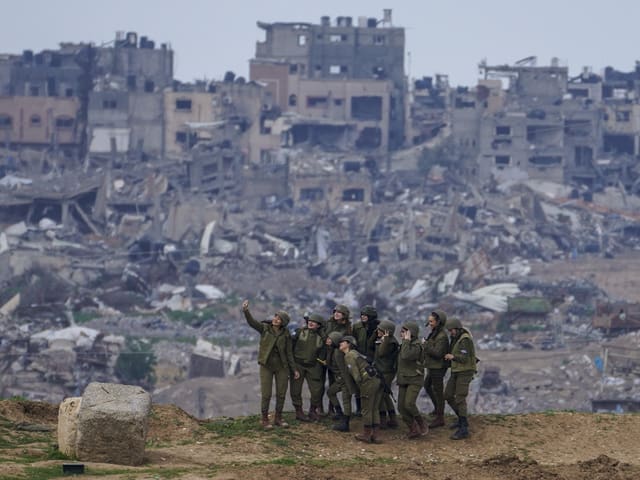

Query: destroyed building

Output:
[0, 31, 173, 159]
[249, 9, 406, 161]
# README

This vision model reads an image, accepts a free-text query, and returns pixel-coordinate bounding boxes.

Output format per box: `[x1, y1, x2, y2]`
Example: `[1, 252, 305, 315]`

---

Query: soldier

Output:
[325, 304, 353, 415]
[242, 299, 299, 429]
[351, 305, 380, 416]
[353, 305, 380, 360]
[422, 310, 450, 428]
[397, 321, 427, 439]
[290, 312, 326, 422]
[324, 331, 356, 432]
[339, 335, 384, 443]
[374, 319, 399, 429]
[326, 304, 353, 336]
[444, 317, 477, 440]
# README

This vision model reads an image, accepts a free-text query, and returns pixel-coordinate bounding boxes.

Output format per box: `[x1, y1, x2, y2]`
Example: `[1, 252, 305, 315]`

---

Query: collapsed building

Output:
[249, 9, 405, 166]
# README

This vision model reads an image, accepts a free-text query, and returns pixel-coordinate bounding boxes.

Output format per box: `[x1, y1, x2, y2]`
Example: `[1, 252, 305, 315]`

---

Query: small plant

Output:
[115, 337, 157, 388]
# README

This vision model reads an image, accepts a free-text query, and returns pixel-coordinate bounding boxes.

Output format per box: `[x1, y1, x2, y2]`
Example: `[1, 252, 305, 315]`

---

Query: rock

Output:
[75, 382, 151, 466]
[58, 396, 82, 457]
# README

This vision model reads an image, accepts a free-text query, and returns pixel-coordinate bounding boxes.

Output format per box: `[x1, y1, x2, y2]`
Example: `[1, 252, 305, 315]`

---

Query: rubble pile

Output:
[2, 152, 640, 412]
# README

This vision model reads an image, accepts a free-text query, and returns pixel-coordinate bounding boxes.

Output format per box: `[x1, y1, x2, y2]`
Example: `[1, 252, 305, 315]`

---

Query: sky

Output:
[2, 0, 639, 86]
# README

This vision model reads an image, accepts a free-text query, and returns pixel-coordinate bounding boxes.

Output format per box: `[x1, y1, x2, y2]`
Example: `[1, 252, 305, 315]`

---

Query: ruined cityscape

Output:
[1, 9, 640, 420]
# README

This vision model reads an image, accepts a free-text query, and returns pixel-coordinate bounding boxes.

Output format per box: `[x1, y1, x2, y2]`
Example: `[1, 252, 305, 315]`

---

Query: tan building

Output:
[163, 91, 216, 156]
[0, 96, 81, 147]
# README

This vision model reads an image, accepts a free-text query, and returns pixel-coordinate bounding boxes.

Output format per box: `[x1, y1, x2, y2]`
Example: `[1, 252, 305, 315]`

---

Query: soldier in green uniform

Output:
[353, 305, 380, 360]
[374, 319, 399, 429]
[326, 304, 353, 336]
[444, 317, 477, 440]
[339, 335, 384, 443]
[290, 312, 326, 422]
[397, 321, 427, 439]
[242, 299, 299, 429]
[325, 304, 353, 416]
[423, 310, 450, 428]
[351, 305, 380, 416]
[324, 331, 356, 432]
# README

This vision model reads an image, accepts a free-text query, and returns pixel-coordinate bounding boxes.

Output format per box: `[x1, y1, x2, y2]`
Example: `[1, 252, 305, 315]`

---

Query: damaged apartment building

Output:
[249, 9, 406, 165]
[0, 31, 174, 163]
[164, 78, 268, 195]
[449, 57, 640, 193]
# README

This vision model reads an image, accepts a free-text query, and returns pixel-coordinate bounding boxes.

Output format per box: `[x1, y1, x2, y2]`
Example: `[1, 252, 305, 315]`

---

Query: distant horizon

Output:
[2, 0, 639, 87]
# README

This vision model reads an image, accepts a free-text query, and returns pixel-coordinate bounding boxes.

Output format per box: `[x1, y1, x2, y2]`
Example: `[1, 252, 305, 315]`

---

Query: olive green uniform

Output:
[326, 317, 354, 409]
[444, 328, 477, 417]
[244, 310, 296, 415]
[352, 321, 379, 360]
[423, 311, 450, 417]
[290, 326, 326, 409]
[326, 344, 355, 416]
[344, 350, 382, 427]
[374, 333, 398, 414]
[397, 326, 424, 427]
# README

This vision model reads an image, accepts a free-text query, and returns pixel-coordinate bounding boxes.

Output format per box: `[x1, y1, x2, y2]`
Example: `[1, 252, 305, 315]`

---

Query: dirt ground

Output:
[0, 399, 639, 480]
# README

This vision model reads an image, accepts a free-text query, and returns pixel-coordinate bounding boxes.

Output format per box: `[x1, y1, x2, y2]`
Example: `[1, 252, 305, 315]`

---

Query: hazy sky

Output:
[2, 0, 639, 86]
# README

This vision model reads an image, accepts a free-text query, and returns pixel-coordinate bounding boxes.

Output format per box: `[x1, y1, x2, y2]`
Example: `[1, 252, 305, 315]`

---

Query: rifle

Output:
[365, 362, 396, 403]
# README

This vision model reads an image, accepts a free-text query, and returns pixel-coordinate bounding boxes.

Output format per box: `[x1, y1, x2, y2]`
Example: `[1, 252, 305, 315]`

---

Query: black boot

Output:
[378, 411, 388, 430]
[332, 415, 350, 432]
[387, 411, 399, 429]
[451, 416, 469, 440]
[332, 404, 344, 421]
[354, 396, 362, 417]
[449, 417, 461, 429]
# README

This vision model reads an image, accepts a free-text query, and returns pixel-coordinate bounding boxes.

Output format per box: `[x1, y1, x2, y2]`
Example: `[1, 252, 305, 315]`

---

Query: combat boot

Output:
[406, 419, 421, 439]
[273, 411, 289, 428]
[449, 417, 461, 429]
[415, 415, 428, 436]
[331, 404, 344, 421]
[429, 414, 445, 428]
[294, 405, 309, 422]
[332, 415, 350, 432]
[261, 411, 272, 429]
[355, 425, 373, 443]
[451, 416, 469, 440]
[386, 411, 399, 429]
[378, 411, 388, 430]
[370, 424, 382, 444]
[308, 405, 321, 422]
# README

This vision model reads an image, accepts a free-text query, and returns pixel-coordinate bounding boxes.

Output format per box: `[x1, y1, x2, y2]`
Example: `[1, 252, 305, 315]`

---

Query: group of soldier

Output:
[241, 299, 477, 444]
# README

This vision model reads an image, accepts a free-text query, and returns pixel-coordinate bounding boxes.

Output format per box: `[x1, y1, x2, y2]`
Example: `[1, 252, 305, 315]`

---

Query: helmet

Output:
[328, 331, 343, 345]
[401, 321, 419, 338]
[447, 317, 462, 330]
[339, 335, 358, 347]
[377, 319, 396, 335]
[307, 313, 325, 326]
[334, 304, 350, 318]
[360, 305, 378, 318]
[430, 310, 448, 327]
[275, 310, 290, 326]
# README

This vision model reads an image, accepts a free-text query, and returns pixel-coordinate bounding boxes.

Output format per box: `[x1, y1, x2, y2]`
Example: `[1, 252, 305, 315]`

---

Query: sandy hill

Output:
[0, 399, 638, 480]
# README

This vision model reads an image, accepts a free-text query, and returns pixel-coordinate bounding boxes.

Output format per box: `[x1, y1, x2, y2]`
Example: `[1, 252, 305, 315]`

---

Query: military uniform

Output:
[325, 305, 354, 414]
[444, 318, 477, 440]
[397, 321, 426, 438]
[373, 320, 399, 428]
[290, 313, 326, 421]
[423, 310, 450, 427]
[343, 342, 383, 443]
[326, 333, 356, 431]
[244, 308, 297, 428]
